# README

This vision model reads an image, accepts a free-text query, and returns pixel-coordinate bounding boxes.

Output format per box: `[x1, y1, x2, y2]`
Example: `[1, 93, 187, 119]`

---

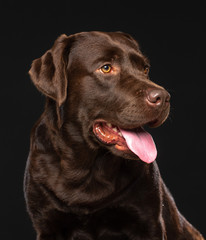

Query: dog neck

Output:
[34, 102, 162, 214]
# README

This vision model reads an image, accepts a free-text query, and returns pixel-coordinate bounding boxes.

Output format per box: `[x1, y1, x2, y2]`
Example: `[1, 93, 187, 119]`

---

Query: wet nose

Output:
[146, 88, 170, 106]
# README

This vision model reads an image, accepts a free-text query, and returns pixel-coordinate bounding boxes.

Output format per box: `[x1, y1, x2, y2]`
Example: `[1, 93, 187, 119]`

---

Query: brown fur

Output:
[24, 31, 204, 240]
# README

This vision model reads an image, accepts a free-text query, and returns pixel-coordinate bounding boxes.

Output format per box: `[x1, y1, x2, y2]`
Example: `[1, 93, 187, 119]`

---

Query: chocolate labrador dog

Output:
[24, 31, 204, 240]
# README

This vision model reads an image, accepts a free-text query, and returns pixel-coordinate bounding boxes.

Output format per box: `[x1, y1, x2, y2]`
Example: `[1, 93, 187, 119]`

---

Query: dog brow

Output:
[92, 47, 123, 66]
[129, 52, 150, 67]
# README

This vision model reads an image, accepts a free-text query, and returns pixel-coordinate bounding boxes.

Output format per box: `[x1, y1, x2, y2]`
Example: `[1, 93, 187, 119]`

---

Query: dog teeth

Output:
[106, 122, 122, 136]
[113, 127, 118, 132]
[106, 123, 112, 128]
[118, 131, 123, 137]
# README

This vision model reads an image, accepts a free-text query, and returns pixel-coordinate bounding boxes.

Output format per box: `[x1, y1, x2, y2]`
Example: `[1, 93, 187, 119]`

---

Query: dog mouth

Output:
[93, 120, 157, 164]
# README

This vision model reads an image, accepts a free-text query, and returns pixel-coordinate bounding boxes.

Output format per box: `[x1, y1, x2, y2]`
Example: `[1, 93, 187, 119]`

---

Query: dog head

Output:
[29, 31, 170, 163]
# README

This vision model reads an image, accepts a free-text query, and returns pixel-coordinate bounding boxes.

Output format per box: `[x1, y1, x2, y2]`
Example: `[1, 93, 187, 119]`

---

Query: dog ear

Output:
[29, 34, 71, 107]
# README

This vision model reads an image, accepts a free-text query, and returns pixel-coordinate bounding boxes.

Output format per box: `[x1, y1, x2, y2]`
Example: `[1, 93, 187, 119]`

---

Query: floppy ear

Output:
[29, 34, 71, 107]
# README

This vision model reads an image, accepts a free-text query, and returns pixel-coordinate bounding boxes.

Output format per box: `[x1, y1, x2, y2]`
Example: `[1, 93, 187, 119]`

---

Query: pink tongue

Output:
[119, 127, 157, 164]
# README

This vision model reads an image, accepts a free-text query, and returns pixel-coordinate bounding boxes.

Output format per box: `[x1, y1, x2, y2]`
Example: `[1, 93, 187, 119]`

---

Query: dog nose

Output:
[146, 88, 170, 106]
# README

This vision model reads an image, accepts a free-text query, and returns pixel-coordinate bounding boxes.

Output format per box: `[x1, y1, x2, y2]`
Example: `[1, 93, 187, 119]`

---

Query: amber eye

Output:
[144, 66, 149, 75]
[100, 64, 112, 73]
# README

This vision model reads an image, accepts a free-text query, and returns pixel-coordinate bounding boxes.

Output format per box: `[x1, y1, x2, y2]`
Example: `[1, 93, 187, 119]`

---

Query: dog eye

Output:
[100, 64, 112, 73]
[144, 66, 149, 75]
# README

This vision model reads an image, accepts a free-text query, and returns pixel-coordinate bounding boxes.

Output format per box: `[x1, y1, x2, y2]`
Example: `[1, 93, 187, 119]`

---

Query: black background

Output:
[1, 1, 205, 239]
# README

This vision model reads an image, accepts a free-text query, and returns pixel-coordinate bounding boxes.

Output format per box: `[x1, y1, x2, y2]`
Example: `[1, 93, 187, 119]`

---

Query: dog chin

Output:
[108, 145, 140, 161]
